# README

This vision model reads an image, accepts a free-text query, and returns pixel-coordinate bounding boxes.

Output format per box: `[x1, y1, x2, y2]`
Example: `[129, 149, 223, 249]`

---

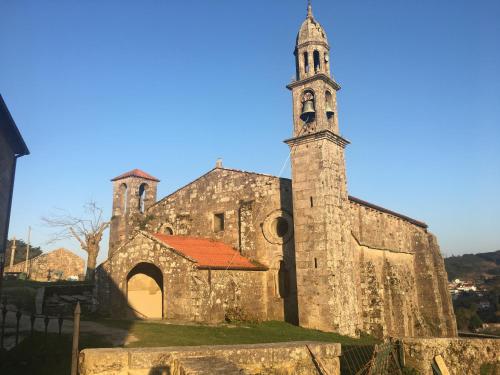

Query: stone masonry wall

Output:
[0, 130, 15, 264]
[350, 200, 457, 338]
[4, 248, 85, 281]
[97, 231, 267, 322]
[402, 338, 499, 375]
[109, 176, 158, 256]
[79, 342, 341, 375]
[289, 134, 359, 337]
[136, 167, 298, 323]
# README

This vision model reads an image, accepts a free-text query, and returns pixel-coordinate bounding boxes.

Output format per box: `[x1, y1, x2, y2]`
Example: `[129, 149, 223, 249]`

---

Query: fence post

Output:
[0, 305, 6, 349]
[15, 310, 22, 345]
[71, 302, 81, 375]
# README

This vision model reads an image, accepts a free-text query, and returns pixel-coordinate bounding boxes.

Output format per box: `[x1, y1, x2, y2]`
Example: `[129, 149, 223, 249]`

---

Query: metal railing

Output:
[0, 302, 81, 374]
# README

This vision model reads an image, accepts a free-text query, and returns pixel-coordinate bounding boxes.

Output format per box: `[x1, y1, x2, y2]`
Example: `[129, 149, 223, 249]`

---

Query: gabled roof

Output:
[152, 233, 267, 271]
[111, 169, 160, 182]
[0, 94, 29, 156]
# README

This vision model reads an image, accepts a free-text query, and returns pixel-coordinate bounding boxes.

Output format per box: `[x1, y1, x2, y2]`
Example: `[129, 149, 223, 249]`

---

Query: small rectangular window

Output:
[214, 213, 225, 232]
[314, 258, 318, 269]
[310, 196, 314, 207]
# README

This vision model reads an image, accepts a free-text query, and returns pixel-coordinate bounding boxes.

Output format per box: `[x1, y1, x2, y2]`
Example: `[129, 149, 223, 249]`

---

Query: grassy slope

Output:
[0, 320, 377, 375]
[100, 319, 377, 347]
[444, 250, 500, 280]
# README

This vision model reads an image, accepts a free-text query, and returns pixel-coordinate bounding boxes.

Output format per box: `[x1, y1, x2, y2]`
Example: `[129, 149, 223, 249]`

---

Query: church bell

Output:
[301, 100, 315, 121]
[325, 101, 335, 117]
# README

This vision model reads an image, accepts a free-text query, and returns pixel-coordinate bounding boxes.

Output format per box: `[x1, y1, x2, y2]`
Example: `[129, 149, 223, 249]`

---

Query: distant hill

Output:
[444, 250, 500, 281]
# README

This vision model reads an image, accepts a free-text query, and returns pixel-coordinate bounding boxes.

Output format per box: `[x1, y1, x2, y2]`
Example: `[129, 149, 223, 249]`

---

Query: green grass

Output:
[0, 320, 377, 375]
[97, 319, 378, 347]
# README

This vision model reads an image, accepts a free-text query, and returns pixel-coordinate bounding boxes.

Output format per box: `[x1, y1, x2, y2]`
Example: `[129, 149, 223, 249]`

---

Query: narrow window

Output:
[313, 50, 320, 72]
[303, 52, 309, 73]
[214, 213, 225, 232]
[325, 91, 334, 120]
[120, 183, 128, 214]
[314, 258, 318, 269]
[138, 183, 148, 213]
[278, 261, 290, 298]
[310, 196, 314, 207]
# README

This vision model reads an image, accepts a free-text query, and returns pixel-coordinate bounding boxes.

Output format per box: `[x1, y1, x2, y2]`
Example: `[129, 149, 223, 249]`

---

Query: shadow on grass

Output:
[0, 333, 111, 375]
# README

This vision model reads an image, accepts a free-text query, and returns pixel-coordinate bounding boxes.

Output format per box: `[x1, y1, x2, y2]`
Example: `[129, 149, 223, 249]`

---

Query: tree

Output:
[42, 201, 109, 281]
[5, 239, 43, 266]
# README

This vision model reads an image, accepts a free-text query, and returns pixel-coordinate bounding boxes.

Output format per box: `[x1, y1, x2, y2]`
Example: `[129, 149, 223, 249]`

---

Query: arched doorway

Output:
[126, 262, 163, 319]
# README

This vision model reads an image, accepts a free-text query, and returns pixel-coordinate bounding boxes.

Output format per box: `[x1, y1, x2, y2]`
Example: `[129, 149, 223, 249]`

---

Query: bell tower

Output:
[108, 169, 159, 257]
[285, 3, 359, 336]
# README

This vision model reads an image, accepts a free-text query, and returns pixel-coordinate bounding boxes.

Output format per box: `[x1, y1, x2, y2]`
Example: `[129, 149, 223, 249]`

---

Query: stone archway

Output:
[126, 262, 163, 319]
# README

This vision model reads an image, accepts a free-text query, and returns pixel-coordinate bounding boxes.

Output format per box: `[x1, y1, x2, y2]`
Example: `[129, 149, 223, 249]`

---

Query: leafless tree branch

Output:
[42, 200, 110, 280]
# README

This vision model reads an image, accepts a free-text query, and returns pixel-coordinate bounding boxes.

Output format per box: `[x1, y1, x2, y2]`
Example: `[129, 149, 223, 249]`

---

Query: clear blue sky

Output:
[1, 0, 499, 264]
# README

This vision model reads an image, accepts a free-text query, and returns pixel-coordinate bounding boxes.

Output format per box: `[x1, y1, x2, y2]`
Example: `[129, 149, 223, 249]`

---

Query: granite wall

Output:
[4, 248, 85, 281]
[97, 231, 267, 323]
[79, 342, 341, 375]
[350, 199, 457, 338]
[402, 338, 500, 375]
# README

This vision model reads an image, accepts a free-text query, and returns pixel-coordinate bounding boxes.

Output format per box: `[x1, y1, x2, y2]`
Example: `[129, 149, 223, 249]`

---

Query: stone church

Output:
[97, 4, 457, 338]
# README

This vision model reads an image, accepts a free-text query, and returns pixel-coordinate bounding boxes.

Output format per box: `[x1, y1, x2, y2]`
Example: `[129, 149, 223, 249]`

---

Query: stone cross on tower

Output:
[285, 3, 359, 336]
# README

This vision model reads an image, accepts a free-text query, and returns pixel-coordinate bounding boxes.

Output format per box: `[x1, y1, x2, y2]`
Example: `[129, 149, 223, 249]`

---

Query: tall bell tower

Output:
[285, 3, 359, 336]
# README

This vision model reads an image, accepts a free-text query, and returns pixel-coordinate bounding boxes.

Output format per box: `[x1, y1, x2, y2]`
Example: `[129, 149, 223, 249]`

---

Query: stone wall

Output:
[109, 175, 158, 255]
[0, 129, 15, 265]
[136, 167, 298, 324]
[97, 231, 268, 323]
[350, 200, 457, 338]
[79, 342, 341, 375]
[288, 134, 358, 337]
[402, 338, 500, 375]
[4, 248, 85, 281]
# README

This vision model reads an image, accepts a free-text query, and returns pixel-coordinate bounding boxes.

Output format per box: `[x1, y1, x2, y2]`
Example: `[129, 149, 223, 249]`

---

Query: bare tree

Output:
[42, 201, 109, 281]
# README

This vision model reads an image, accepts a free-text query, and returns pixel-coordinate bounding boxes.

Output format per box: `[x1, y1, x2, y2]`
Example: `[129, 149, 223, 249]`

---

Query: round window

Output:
[274, 217, 289, 238]
[262, 210, 293, 245]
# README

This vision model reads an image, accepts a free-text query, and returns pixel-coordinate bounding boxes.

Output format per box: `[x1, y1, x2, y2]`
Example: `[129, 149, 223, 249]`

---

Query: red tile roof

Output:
[111, 169, 160, 182]
[152, 234, 266, 271]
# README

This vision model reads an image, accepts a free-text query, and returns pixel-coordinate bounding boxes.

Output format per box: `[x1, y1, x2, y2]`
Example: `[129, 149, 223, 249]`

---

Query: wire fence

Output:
[340, 341, 403, 375]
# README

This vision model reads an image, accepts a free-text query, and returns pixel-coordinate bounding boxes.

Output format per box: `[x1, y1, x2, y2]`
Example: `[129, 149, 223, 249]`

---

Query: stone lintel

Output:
[284, 130, 350, 149]
[287, 73, 341, 91]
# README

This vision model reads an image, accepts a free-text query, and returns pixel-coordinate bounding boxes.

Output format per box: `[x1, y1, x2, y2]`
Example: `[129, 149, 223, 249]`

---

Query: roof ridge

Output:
[111, 168, 160, 182]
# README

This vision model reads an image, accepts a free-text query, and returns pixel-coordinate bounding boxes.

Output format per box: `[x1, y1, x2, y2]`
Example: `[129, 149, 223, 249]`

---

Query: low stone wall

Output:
[79, 341, 341, 375]
[402, 338, 500, 375]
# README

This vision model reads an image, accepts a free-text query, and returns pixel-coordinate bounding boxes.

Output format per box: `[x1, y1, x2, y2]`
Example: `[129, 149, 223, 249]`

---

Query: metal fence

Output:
[0, 302, 81, 375]
[341, 341, 403, 375]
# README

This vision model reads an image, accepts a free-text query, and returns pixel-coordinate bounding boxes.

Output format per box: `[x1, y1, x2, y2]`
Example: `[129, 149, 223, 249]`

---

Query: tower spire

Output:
[307, 0, 313, 19]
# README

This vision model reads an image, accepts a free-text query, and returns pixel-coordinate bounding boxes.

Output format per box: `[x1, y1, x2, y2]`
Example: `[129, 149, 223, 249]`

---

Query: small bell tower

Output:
[285, 3, 359, 336]
[108, 169, 159, 256]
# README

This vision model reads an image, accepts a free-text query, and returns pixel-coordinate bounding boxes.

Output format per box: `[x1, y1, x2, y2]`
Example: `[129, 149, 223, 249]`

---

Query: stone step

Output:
[177, 356, 246, 374]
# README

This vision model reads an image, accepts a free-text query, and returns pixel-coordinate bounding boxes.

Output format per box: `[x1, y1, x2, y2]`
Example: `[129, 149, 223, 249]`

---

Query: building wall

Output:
[289, 135, 359, 337]
[137, 168, 298, 323]
[97, 231, 268, 323]
[350, 200, 457, 338]
[4, 248, 85, 281]
[109, 176, 158, 255]
[0, 130, 16, 264]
